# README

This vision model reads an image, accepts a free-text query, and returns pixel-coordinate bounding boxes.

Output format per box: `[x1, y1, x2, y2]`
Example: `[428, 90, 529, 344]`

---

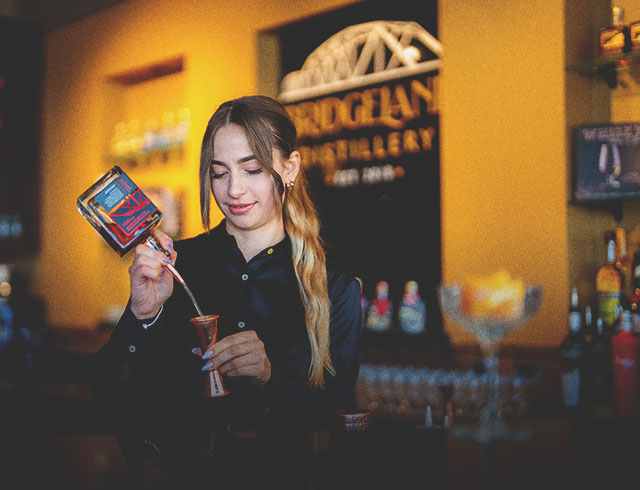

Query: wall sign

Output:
[276, 3, 441, 336]
[574, 123, 640, 201]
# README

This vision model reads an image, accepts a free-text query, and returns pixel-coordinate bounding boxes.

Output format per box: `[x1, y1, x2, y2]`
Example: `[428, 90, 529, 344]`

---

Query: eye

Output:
[246, 168, 263, 175]
[210, 168, 227, 179]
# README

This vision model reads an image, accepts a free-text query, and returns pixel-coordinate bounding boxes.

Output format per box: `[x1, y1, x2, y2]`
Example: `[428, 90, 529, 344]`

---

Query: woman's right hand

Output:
[129, 231, 177, 319]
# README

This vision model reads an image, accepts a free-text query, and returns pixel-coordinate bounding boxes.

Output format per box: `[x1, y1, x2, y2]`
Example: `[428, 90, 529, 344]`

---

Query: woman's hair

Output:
[199, 95, 334, 389]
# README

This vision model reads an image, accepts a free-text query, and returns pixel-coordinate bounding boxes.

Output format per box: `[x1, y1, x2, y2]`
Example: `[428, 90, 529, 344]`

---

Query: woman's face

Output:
[210, 123, 293, 235]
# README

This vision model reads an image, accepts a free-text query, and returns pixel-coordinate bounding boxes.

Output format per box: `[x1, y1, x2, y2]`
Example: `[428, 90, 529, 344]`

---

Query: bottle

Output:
[600, 6, 632, 56]
[597, 232, 622, 331]
[611, 310, 640, 418]
[366, 281, 392, 332]
[629, 251, 640, 334]
[588, 316, 614, 419]
[398, 280, 426, 334]
[615, 228, 633, 300]
[560, 287, 584, 415]
[77, 166, 203, 316]
[584, 305, 594, 345]
[0, 265, 14, 357]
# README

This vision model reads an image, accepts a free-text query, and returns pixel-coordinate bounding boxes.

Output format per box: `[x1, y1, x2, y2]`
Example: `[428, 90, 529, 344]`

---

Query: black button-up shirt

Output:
[95, 221, 362, 445]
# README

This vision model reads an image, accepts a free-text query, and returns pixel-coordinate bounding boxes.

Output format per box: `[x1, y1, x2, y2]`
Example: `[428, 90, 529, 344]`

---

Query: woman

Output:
[95, 96, 362, 485]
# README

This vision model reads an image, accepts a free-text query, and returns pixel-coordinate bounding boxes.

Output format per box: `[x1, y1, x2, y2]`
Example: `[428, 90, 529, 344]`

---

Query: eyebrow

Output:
[210, 154, 257, 166]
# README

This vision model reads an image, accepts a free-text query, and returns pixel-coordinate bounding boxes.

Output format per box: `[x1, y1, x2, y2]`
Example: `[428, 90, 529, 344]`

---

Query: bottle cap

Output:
[571, 287, 578, 308]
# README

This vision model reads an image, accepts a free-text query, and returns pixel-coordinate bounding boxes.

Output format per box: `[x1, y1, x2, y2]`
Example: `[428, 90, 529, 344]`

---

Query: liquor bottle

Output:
[597, 232, 622, 331]
[584, 305, 594, 345]
[588, 316, 614, 419]
[366, 281, 392, 332]
[611, 310, 640, 418]
[77, 166, 203, 316]
[399, 280, 426, 335]
[77, 166, 163, 256]
[560, 287, 585, 415]
[629, 251, 640, 334]
[0, 265, 14, 357]
[600, 6, 632, 56]
[615, 228, 633, 300]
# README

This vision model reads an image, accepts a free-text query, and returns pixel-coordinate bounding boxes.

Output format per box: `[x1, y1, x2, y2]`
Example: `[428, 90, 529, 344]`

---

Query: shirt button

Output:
[267, 248, 274, 255]
[128, 345, 136, 353]
[238, 321, 245, 329]
[241, 273, 249, 281]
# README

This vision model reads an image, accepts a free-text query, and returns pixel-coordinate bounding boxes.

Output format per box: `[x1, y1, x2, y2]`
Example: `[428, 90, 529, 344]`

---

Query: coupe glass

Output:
[438, 284, 543, 444]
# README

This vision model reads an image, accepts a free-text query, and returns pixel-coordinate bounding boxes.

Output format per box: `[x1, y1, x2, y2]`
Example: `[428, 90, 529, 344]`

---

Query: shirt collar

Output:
[210, 219, 292, 262]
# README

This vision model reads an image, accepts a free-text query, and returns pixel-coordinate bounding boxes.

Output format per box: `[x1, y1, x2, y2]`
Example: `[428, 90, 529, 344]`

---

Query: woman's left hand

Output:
[201, 331, 271, 384]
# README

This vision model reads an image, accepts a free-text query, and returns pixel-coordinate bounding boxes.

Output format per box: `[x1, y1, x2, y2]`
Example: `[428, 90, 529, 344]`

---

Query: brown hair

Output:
[199, 95, 334, 389]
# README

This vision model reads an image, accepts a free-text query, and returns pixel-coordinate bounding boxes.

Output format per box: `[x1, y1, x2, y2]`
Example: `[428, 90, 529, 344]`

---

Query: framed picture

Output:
[574, 123, 640, 201]
[143, 187, 184, 239]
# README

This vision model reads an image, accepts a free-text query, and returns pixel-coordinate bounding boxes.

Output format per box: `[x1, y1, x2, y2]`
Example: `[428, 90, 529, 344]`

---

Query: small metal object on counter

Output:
[336, 409, 371, 432]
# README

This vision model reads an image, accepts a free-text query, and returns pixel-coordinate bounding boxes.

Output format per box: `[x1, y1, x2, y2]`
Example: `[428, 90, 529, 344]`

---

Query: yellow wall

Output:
[566, 2, 640, 331]
[35, 0, 360, 327]
[439, 0, 567, 345]
[37, 0, 574, 347]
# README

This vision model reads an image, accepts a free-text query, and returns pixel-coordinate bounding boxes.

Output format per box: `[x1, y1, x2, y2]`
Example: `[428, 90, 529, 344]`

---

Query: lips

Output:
[228, 202, 256, 215]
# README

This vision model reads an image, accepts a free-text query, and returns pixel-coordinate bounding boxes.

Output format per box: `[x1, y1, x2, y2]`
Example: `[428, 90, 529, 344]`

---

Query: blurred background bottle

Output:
[0, 264, 15, 381]
[615, 227, 632, 300]
[560, 287, 585, 416]
[630, 250, 640, 334]
[588, 317, 614, 419]
[611, 310, 639, 418]
[597, 231, 622, 332]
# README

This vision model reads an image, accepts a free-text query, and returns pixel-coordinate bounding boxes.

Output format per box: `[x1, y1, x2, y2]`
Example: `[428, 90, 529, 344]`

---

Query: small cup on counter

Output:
[336, 409, 371, 432]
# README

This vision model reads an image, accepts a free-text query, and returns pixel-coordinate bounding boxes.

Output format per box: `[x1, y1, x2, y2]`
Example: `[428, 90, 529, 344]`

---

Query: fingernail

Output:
[162, 257, 174, 265]
[202, 350, 213, 360]
[191, 348, 199, 355]
[168, 241, 173, 254]
[201, 361, 214, 371]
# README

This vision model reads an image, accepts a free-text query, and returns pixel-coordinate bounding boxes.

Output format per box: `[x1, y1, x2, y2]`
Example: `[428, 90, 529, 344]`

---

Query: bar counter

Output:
[2, 329, 640, 489]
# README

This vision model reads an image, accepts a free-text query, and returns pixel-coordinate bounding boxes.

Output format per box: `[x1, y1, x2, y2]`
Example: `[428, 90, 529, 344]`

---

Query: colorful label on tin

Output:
[95, 174, 157, 237]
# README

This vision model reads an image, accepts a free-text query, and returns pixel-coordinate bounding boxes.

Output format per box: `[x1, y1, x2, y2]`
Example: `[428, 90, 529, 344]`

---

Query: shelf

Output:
[107, 56, 184, 86]
[566, 50, 640, 73]
[568, 198, 625, 221]
[105, 141, 185, 166]
[566, 50, 640, 88]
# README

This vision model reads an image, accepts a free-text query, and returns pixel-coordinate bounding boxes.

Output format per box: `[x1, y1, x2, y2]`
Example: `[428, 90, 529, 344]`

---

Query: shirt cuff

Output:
[140, 305, 164, 330]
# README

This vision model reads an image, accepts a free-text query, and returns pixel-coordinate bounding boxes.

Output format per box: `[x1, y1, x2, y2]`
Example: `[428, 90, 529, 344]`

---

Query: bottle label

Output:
[569, 312, 581, 332]
[614, 357, 636, 369]
[94, 174, 157, 237]
[599, 293, 621, 326]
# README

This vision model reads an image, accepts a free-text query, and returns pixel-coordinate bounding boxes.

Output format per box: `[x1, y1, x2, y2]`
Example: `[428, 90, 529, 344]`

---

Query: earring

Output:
[286, 181, 295, 189]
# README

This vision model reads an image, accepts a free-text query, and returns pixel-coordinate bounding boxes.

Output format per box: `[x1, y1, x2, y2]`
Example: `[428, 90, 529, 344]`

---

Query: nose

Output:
[227, 172, 246, 198]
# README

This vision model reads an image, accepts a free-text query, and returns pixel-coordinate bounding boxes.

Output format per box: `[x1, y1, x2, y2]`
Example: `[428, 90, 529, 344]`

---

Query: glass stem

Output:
[484, 355, 500, 421]
[479, 339, 501, 423]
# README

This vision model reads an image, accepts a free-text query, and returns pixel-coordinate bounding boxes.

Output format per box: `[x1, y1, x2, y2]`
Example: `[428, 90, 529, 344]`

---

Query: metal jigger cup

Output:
[189, 315, 230, 398]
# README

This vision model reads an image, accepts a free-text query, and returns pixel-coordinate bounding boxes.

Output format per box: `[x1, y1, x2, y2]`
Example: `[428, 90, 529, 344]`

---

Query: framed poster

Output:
[573, 123, 640, 201]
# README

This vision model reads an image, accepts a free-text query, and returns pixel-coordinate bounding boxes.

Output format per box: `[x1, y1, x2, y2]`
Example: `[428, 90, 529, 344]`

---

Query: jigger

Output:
[190, 314, 230, 398]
